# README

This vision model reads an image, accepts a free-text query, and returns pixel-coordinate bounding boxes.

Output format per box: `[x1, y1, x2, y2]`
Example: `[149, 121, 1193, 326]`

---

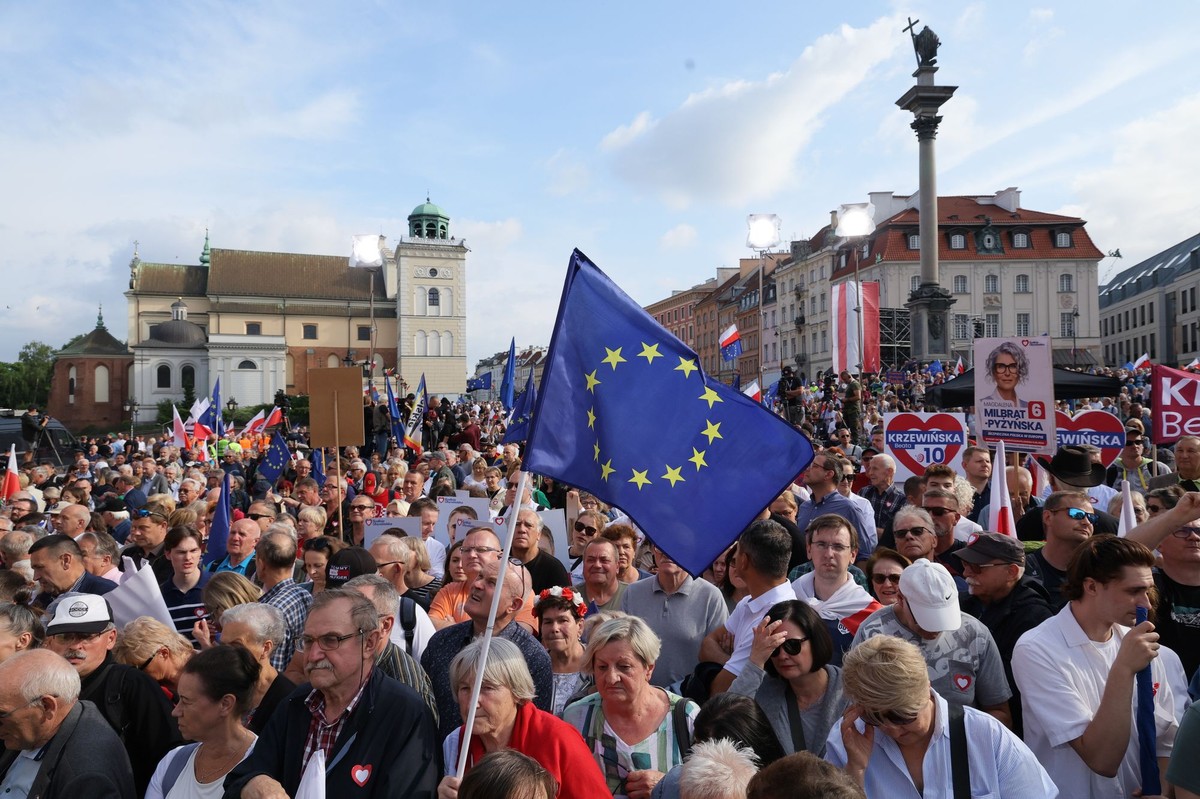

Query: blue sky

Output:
[2, 2, 1197, 369]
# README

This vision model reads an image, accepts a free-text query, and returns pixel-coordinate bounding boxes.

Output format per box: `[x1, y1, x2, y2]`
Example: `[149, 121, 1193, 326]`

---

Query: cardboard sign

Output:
[1055, 410, 1126, 467]
[884, 412, 970, 482]
[363, 516, 420, 549]
[308, 368, 366, 448]
[433, 495, 495, 546]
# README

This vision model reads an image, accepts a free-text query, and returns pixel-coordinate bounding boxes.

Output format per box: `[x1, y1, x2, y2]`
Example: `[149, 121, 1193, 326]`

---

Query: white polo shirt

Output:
[1013, 604, 1177, 799]
[723, 581, 797, 677]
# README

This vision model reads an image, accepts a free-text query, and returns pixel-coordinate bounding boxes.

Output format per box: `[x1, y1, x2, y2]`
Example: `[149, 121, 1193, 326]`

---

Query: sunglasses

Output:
[574, 522, 598, 536]
[922, 506, 954, 517]
[771, 637, 808, 659]
[860, 707, 921, 727]
[1147, 504, 1165, 513]
[893, 526, 929, 539]
[1051, 507, 1098, 523]
[838, 474, 855, 483]
[130, 509, 165, 520]
[871, 573, 901, 585]
[247, 512, 275, 521]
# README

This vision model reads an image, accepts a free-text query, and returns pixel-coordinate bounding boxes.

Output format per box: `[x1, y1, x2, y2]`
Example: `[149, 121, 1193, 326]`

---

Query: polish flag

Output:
[1132, 353, 1151, 369]
[2, 445, 19, 501]
[987, 439, 1016, 536]
[171, 406, 189, 449]
[831, 281, 879, 374]
[719, 325, 743, 361]
[241, 409, 266, 436]
[191, 421, 214, 441]
[742, 380, 762, 402]
[262, 407, 284, 430]
[954, 357, 965, 375]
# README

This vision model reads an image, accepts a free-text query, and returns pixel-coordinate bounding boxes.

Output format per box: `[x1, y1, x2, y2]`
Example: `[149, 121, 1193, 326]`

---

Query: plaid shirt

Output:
[260, 578, 313, 671]
[301, 678, 369, 770]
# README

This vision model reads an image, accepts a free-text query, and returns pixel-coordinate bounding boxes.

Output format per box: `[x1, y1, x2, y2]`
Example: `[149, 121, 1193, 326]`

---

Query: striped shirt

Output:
[159, 571, 211, 645]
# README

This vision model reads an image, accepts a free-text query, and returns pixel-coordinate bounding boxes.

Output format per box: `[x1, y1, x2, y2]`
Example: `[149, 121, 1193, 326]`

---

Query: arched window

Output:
[1013, 232, 1030, 248]
[1059, 274, 1074, 292]
[68, 366, 77, 405]
[910, 275, 920, 294]
[1015, 274, 1030, 293]
[156, 364, 171, 389]
[949, 233, 966, 250]
[441, 288, 453, 315]
[441, 331, 454, 357]
[984, 274, 999, 293]
[953, 275, 968, 294]
[237, 360, 257, 370]
[415, 287, 428, 315]
[94, 364, 110, 404]
[428, 288, 440, 317]
[428, 331, 441, 356]
[415, 331, 427, 357]
[326, 354, 341, 368]
[181, 365, 195, 392]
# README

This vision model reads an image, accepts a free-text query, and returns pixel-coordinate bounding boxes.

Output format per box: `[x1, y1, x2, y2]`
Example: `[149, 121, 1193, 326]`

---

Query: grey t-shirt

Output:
[851, 605, 1012, 709]
[620, 575, 729, 687]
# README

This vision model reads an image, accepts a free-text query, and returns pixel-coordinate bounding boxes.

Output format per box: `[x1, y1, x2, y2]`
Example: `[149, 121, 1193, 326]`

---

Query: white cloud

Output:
[659, 223, 697, 250]
[601, 15, 905, 208]
[544, 149, 591, 197]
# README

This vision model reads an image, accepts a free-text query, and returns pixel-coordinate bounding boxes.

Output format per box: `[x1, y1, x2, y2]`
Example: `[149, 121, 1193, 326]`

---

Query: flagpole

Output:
[455, 471, 529, 780]
[333, 392, 345, 537]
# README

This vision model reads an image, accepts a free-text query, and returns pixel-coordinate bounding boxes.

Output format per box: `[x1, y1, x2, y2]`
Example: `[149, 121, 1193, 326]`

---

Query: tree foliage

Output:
[0, 341, 56, 409]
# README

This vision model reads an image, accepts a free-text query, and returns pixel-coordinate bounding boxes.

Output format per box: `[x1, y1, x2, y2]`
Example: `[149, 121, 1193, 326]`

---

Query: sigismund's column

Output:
[896, 20, 957, 363]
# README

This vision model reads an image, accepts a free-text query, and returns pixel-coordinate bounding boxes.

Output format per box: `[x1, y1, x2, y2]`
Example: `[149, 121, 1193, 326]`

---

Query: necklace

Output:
[194, 738, 253, 784]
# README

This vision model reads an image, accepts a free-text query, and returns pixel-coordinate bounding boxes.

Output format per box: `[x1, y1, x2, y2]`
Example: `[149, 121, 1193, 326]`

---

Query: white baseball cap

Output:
[899, 559, 961, 633]
[45, 593, 114, 636]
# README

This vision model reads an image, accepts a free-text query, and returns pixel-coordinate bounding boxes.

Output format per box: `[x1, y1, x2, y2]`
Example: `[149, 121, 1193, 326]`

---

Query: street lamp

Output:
[747, 214, 782, 390]
[342, 354, 354, 368]
[836, 203, 877, 375]
[1072, 307, 1080, 369]
[123, 399, 139, 439]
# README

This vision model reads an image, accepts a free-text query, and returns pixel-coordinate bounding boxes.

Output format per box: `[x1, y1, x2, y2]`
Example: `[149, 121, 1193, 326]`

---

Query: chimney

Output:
[830, 210, 838, 230]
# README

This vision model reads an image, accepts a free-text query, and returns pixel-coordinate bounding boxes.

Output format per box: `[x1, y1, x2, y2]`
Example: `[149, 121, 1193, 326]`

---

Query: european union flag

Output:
[500, 338, 517, 410]
[764, 380, 779, 410]
[504, 369, 537, 443]
[731, 373, 741, 392]
[203, 470, 231, 567]
[927, 359, 943, 375]
[312, 448, 326, 488]
[385, 374, 405, 445]
[467, 373, 493, 392]
[257, 431, 290, 486]
[199, 378, 222, 436]
[523, 250, 816, 575]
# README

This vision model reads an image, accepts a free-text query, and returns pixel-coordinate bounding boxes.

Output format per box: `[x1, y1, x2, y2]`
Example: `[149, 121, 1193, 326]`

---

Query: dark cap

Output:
[953, 532, 1025, 566]
[97, 496, 127, 514]
[325, 546, 377, 589]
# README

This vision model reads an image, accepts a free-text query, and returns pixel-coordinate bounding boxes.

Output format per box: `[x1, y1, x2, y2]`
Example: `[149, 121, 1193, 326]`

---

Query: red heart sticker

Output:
[953, 673, 972, 691]
[351, 764, 372, 787]
[1055, 411, 1127, 467]
[884, 413, 968, 479]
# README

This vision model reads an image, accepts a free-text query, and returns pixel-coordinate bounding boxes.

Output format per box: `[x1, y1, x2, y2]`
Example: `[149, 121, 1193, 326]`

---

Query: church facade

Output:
[117, 200, 467, 425]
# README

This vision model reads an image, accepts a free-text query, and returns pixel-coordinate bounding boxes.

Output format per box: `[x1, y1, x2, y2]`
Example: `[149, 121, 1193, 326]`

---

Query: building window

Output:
[1017, 313, 1031, 337]
[949, 233, 966, 250]
[1055, 231, 1072, 248]
[1013, 232, 1030, 248]
[358, 325, 371, 341]
[985, 314, 1000, 337]
[1149, 303, 1155, 323]
[953, 275, 968, 294]
[911, 275, 920, 294]
[984, 275, 999, 293]
[238, 360, 256, 370]
[428, 288, 440, 313]
[302, 324, 318, 340]
[954, 314, 968, 339]
[67, 366, 76, 404]
[819, 294, 826, 312]
[181, 365, 195, 391]
[1015, 274, 1030, 293]
[94, 364, 110, 404]
[821, 330, 828, 352]
[156, 364, 171, 389]
[245, 322, 261, 336]
[1060, 313, 1076, 338]
[908, 234, 920, 250]
[1059, 274, 1074, 292]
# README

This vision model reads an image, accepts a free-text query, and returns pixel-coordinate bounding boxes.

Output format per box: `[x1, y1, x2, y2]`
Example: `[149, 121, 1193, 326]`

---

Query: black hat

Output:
[952, 532, 1025, 566]
[1035, 445, 1106, 488]
[97, 496, 126, 514]
[325, 546, 377, 589]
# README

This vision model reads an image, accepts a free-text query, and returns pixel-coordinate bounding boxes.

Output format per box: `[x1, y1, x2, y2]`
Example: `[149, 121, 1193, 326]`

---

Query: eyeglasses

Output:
[375, 560, 404, 570]
[893, 526, 930, 539]
[0, 698, 41, 720]
[49, 630, 106, 645]
[137, 651, 158, 671]
[860, 706, 921, 727]
[770, 637, 808, 659]
[1050, 507, 1097, 523]
[871, 573, 901, 585]
[838, 474, 855, 483]
[574, 522, 598, 536]
[1172, 527, 1200, 539]
[923, 506, 954, 517]
[460, 545, 501, 556]
[294, 630, 365, 653]
[810, 541, 851, 554]
[961, 561, 1009, 573]
[350, 505, 374, 512]
[247, 513, 275, 521]
[992, 362, 1019, 374]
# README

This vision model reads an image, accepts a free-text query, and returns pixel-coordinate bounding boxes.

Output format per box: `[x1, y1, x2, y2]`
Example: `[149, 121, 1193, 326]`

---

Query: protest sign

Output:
[1152, 364, 1200, 443]
[884, 412, 969, 482]
[1055, 410, 1126, 467]
[974, 336, 1055, 454]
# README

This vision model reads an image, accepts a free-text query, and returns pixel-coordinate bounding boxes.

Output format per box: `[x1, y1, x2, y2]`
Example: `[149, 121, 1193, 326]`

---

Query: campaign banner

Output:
[973, 336, 1055, 455]
[1055, 410, 1126, 467]
[433, 495, 495, 546]
[884, 412, 970, 482]
[363, 516, 420, 549]
[886, 370, 906, 385]
[1152, 364, 1200, 443]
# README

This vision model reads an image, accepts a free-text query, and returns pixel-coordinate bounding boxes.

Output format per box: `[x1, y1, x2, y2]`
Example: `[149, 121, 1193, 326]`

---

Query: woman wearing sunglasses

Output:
[727, 601, 850, 757]
[863, 548, 910, 607]
[829, 636, 1056, 796]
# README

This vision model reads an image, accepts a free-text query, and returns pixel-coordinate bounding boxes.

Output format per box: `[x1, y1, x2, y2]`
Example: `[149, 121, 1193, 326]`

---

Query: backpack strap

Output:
[948, 702, 970, 799]
[399, 596, 417, 654]
[162, 743, 201, 796]
[670, 695, 692, 758]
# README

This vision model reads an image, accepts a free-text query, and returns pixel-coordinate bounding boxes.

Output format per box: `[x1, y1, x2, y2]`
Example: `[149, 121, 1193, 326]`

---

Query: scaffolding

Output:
[880, 308, 911, 370]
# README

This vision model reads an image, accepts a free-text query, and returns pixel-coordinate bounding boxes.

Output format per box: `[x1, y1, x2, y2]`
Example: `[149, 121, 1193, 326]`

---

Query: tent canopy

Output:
[924, 367, 1124, 409]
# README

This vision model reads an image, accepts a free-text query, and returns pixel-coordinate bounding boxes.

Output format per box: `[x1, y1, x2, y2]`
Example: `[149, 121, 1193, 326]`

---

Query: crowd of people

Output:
[0, 364, 1197, 798]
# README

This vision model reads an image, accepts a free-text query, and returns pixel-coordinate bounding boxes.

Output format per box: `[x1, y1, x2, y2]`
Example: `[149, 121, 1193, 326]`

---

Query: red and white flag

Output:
[262, 407, 284, 430]
[1133, 353, 1151, 370]
[987, 439, 1016, 536]
[241, 409, 266, 436]
[831, 281, 879, 374]
[742, 380, 762, 402]
[954, 356, 965, 375]
[1, 445, 19, 501]
[171, 406, 189, 449]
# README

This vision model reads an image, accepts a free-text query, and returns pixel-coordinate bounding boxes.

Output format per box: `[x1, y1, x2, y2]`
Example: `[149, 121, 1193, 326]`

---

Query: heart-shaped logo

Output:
[883, 413, 968, 479]
[953, 673, 972, 691]
[1055, 410, 1127, 467]
[351, 764, 372, 787]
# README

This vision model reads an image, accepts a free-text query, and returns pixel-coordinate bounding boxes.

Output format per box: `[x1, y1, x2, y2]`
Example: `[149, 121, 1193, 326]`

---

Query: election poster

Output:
[1055, 410, 1126, 467]
[1152, 364, 1200, 443]
[883, 412, 969, 482]
[973, 335, 1055, 454]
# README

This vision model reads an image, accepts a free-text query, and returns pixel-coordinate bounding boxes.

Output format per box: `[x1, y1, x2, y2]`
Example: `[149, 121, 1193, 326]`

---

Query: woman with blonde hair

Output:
[193, 571, 262, 648]
[295, 505, 327, 541]
[115, 616, 194, 700]
[395, 535, 443, 610]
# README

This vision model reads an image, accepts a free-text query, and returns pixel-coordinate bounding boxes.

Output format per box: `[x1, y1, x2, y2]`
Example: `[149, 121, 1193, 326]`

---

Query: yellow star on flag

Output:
[628, 469, 651, 490]
[638, 342, 662, 364]
[600, 459, 615, 481]
[587, 407, 596, 429]
[698, 387, 723, 408]
[584, 370, 601, 393]
[675, 357, 697, 378]
[593, 441, 601, 461]
[688, 447, 708, 470]
[601, 347, 626, 370]
[701, 420, 722, 444]
[662, 465, 685, 487]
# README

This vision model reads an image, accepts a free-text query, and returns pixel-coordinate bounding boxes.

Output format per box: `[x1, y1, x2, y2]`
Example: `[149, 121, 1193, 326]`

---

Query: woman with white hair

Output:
[563, 616, 699, 799]
[437, 637, 607, 799]
[826, 636, 1055, 797]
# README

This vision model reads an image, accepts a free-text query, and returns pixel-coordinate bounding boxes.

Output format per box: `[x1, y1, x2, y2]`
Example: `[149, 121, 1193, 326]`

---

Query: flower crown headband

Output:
[534, 586, 588, 617]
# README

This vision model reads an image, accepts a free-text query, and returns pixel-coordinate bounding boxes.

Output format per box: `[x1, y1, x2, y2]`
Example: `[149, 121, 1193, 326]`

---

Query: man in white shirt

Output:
[1013, 534, 1177, 798]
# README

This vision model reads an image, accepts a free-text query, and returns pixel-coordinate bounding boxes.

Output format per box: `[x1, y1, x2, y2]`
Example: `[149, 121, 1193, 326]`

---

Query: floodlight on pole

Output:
[836, 203, 876, 374]
[746, 214, 782, 391]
